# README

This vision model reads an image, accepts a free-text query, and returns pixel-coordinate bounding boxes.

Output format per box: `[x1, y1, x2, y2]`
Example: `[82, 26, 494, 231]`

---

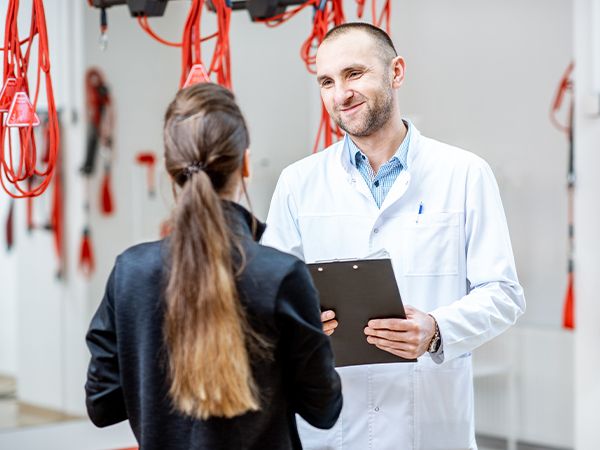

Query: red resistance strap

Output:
[79, 225, 95, 278]
[551, 62, 575, 330]
[84, 67, 115, 215]
[135, 152, 157, 197]
[0, 0, 60, 199]
[257, 0, 345, 152]
[5, 199, 14, 251]
[133, 0, 230, 89]
[359, 0, 391, 33]
[43, 115, 64, 277]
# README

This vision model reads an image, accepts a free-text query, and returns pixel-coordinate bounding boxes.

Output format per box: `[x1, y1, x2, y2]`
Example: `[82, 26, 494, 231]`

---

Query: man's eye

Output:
[321, 80, 333, 88]
[349, 71, 362, 78]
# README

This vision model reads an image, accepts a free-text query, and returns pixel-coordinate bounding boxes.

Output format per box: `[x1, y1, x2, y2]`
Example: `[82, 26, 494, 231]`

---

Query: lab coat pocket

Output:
[415, 356, 474, 449]
[296, 413, 342, 450]
[401, 213, 459, 276]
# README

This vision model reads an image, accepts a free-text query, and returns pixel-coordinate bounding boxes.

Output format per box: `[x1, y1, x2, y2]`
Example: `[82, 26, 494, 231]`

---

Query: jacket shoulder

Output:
[246, 240, 304, 278]
[419, 135, 491, 171]
[279, 141, 343, 184]
[113, 240, 166, 284]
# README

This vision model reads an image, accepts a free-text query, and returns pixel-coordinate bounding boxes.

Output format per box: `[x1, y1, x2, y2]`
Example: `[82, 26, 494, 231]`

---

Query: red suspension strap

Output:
[84, 68, 115, 215]
[132, 0, 231, 89]
[0, 0, 60, 199]
[46, 116, 64, 278]
[181, 0, 232, 88]
[550, 62, 575, 330]
[354, 0, 390, 32]
[257, 0, 346, 152]
[370, 0, 390, 33]
[5, 199, 15, 251]
[135, 151, 157, 198]
[303, 0, 345, 153]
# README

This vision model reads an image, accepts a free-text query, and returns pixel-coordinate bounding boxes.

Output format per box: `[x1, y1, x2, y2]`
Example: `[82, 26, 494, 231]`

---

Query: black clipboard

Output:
[308, 258, 417, 367]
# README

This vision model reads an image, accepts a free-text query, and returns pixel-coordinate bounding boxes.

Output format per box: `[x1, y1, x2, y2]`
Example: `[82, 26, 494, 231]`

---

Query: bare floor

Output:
[0, 375, 81, 430]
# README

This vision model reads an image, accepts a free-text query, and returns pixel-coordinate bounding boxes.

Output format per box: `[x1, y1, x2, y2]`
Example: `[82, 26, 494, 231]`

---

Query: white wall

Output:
[574, 1, 600, 449]
[0, 204, 18, 377]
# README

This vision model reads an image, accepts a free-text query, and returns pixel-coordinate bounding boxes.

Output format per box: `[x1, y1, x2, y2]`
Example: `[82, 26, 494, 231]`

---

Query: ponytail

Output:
[165, 169, 259, 419]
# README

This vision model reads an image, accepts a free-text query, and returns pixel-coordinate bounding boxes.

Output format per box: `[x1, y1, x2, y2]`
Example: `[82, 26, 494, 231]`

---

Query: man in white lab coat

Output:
[262, 23, 525, 449]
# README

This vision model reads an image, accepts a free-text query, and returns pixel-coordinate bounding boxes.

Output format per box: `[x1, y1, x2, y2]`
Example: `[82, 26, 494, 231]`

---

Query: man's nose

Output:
[334, 85, 353, 107]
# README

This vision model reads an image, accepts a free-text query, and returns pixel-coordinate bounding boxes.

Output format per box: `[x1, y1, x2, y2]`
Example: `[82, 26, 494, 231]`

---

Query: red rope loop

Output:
[1, 0, 60, 199]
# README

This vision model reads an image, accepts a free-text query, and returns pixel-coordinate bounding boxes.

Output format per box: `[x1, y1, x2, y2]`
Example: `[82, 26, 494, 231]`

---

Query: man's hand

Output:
[321, 310, 338, 336]
[363, 305, 436, 359]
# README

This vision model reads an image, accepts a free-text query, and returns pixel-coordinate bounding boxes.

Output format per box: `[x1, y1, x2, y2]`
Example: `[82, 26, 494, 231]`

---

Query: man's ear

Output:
[391, 56, 406, 88]
[242, 149, 251, 178]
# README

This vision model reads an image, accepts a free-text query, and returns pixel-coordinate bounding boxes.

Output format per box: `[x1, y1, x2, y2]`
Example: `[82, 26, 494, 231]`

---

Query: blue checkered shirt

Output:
[346, 121, 412, 208]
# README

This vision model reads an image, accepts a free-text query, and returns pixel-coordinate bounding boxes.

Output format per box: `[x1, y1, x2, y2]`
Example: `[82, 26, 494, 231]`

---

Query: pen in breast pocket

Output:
[416, 202, 423, 223]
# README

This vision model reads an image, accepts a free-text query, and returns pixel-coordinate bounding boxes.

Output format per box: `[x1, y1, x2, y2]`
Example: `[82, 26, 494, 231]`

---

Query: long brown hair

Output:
[163, 83, 257, 419]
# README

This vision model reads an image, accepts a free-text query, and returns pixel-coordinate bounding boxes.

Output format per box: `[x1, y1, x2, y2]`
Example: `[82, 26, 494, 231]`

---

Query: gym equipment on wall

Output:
[1, 0, 60, 199]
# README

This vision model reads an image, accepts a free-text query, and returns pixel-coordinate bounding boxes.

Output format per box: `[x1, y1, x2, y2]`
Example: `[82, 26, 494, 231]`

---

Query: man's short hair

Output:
[321, 23, 398, 64]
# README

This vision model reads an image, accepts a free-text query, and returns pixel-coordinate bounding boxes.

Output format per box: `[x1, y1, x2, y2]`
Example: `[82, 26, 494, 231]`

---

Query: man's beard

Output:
[334, 86, 394, 137]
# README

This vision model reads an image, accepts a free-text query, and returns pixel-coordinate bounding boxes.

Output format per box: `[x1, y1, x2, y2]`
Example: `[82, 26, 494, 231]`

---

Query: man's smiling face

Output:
[316, 30, 396, 138]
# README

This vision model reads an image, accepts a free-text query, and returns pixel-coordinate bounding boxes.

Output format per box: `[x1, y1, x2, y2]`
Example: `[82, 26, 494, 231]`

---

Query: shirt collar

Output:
[346, 119, 412, 170]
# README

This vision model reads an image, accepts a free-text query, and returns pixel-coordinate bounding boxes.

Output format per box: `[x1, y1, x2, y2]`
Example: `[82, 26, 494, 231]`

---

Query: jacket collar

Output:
[222, 200, 266, 242]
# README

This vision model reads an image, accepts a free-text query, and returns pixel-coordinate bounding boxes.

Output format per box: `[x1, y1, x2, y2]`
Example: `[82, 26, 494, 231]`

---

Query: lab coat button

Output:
[374, 406, 380, 412]
[373, 228, 379, 234]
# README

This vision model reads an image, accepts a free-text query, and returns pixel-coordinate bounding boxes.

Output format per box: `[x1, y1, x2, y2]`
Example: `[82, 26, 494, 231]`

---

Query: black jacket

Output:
[85, 202, 342, 449]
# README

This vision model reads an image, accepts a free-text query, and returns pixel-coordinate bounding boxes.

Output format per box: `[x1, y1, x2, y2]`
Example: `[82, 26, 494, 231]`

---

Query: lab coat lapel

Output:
[335, 139, 380, 209]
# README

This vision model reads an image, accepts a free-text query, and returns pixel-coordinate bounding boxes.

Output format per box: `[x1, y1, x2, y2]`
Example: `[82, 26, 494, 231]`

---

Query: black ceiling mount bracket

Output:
[91, 0, 169, 17]
[89, 0, 307, 20]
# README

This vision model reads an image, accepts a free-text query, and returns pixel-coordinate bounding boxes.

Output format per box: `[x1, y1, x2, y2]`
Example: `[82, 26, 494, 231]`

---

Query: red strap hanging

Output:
[25, 177, 33, 231]
[79, 226, 95, 278]
[563, 272, 575, 329]
[0, 0, 60, 199]
[79, 175, 95, 278]
[135, 151, 157, 197]
[258, 0, 345, 152]
[100, 168, 114, 214]
[130, 0, 230, 89]
[5, 199, 14, 251]
[50, 137, 64, 278]
[183, 63, 210, 88]
[84, 67, 116, 215]
[298, 0, 345, 152]
[551, 62, 575, 330]
[370, 0, 391, 33]
[0, 77, 17, 111]
[181, 0, 232, 88]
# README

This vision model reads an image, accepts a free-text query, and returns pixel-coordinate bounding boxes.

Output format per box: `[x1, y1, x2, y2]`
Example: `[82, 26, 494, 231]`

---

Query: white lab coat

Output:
[262, 125, 525, 450]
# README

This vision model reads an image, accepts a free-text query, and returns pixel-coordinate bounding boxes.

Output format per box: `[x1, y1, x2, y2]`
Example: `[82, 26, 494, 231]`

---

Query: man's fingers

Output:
[321, 310, 336, 322]
[374, 342, 418, 359]
[364, 327, 420, 346]
[366, 335, 413, 351]
[323, 319, 338, 335]
[367, 318, 414, 331]
[364, 327, 410, 343]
